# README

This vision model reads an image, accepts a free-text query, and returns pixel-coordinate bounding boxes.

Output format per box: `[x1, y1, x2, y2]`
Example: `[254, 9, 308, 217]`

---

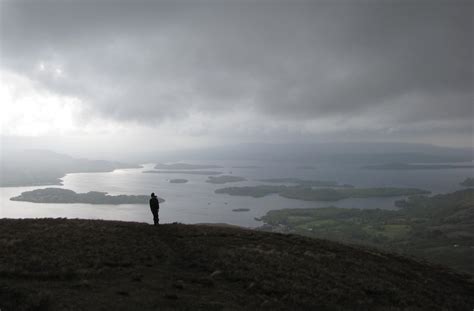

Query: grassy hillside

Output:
[260, 189, 474, 275]
[0, 219, 473, 310]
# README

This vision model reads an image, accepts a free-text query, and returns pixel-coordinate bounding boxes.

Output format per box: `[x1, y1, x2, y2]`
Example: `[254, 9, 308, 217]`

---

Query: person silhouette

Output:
[149, 192, 160, 225]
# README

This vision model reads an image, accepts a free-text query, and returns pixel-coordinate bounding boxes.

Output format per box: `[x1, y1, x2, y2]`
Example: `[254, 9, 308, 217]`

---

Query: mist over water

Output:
[1, 161, 471, 227]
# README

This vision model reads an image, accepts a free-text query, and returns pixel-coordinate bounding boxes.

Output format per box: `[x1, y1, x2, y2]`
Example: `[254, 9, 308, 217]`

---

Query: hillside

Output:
[0, 219, 473, 310]
[260, 189, 474, 275]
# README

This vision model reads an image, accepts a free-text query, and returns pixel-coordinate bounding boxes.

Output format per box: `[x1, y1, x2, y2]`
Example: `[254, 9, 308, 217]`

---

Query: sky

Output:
[0, 0, 472, 157]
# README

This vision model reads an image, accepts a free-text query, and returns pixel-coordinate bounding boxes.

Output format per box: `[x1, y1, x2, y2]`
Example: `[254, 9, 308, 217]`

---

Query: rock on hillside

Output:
[0, 219, 473, 310]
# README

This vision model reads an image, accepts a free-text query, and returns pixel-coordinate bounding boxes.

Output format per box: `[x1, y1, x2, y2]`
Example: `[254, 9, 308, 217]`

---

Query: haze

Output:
[0, 0, 472, 160]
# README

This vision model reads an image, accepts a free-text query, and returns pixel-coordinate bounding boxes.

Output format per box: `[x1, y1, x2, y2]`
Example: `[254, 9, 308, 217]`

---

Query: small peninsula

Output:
[10, 188, 164, 204]
[169, 179, 188, 183]
[154, 163, 222, 170]
[206, 175, 247, 184]
[364, 162, 474, 170]
[460, 177, 474, 187]
[215, 185, 429, 201]
[143, 170, 222, 175]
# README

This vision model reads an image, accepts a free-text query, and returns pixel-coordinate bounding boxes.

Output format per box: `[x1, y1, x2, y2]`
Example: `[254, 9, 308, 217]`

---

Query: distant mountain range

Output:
[0, 149, 140, 187]
[1, 142, 472, 187]
[155, 142, 473, 164]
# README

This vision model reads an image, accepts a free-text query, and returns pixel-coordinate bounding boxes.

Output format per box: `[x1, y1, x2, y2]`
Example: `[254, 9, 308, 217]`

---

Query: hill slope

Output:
[259, 189, 474, 275]
[0, 219, 473, 310]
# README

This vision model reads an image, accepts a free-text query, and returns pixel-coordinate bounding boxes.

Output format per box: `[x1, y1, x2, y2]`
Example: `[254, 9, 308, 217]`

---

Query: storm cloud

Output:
[1, 0, 472, 147]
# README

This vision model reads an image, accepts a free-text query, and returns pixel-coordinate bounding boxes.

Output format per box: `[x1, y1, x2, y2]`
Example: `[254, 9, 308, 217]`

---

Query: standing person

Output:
[149, 192, 160, 225]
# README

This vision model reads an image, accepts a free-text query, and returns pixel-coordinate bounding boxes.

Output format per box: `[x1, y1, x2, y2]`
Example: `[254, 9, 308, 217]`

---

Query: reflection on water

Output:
[0, 162, 471, 227]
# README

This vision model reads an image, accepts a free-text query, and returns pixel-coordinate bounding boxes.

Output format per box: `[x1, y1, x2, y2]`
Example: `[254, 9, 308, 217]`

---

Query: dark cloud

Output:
[1, 0, 472, 128]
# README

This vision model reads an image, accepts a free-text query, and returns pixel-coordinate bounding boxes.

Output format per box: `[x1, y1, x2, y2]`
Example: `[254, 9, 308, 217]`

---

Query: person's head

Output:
[151, 192, 156, 197]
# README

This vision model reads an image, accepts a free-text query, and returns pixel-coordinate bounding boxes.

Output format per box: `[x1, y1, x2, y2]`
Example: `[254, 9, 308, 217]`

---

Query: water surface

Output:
[1, 161, 471, 227]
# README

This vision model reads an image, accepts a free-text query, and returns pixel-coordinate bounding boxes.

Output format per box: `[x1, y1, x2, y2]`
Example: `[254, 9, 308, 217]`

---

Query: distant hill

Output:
[364, 162, 474, 170]
[0, 149, 140, 187]
[156, 142, 474, 164]
[0, 219, 472, 310]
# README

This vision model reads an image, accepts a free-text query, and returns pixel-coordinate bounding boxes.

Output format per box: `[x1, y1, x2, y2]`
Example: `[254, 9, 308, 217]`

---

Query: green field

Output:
[260, 189, 474, 275]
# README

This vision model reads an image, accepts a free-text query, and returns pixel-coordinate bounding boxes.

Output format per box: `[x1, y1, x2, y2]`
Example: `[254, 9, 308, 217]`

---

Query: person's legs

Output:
[151, 208, 159, 225]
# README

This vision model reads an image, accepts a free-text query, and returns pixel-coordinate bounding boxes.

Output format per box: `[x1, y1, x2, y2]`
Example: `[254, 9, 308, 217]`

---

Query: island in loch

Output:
[154, 163, 222, 170]
[232, 208, 250, 212]
[258, 178, 353, 188]
[206, 175, 247, 184]
[144, 170, 222, 175]
[169, 179, 188, 184]
[10, 188, 165, 204]
[215, 185, 429, 201]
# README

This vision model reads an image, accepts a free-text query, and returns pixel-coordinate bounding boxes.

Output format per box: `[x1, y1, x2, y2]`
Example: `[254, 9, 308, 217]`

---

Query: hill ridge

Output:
[0, 218, 473, 310]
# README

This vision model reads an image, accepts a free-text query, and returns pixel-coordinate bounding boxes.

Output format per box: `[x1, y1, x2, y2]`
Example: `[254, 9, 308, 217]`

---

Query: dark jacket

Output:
[149, 197, 159, 210]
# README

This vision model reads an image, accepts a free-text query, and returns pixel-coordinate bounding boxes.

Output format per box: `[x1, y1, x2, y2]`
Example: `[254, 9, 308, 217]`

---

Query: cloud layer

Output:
[1, 0, 472, 146]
